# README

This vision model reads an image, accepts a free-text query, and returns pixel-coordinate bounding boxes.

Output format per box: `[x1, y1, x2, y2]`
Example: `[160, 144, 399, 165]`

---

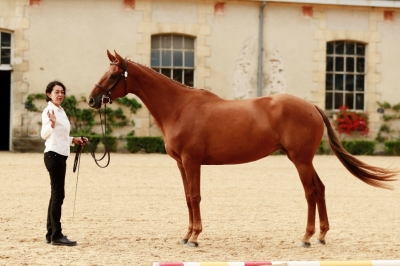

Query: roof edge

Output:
[255, 0, 400, 8]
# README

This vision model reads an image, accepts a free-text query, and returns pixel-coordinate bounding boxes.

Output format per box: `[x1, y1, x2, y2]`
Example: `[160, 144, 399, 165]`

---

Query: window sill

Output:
[0, 65, 12, 71]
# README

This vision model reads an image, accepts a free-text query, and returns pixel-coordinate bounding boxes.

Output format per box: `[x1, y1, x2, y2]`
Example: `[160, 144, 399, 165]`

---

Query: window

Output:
[325, 41, 365, 110]
[0, 32, 11, 65]
[151, 34, 195, 87]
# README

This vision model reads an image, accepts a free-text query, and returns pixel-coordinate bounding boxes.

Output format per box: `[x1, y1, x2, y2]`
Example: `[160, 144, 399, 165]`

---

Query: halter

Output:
[95, 60, 128, 105]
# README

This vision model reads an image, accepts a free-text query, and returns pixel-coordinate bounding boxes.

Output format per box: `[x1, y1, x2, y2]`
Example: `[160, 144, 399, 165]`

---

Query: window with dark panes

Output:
[0, 32, 12, 65]
[151, 34, 195, 87]
[325, 41, 365, 110]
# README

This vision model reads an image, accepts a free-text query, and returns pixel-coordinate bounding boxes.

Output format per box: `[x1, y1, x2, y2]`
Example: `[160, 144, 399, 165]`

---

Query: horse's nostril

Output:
[88, 97, 95, 107]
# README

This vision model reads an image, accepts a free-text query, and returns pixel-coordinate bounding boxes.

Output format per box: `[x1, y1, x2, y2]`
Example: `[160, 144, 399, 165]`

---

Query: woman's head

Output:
[45, 81, 66, 106]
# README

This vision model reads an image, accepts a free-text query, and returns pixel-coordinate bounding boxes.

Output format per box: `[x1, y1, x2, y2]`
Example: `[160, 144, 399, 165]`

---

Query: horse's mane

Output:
[125, 59, 195, 90]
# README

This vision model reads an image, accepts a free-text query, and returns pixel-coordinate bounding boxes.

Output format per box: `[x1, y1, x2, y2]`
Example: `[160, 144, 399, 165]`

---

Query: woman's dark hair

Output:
[45, 80, 66, 102]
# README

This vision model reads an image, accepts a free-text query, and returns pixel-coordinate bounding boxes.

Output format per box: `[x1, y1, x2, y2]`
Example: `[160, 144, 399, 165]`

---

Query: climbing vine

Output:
[25, 93, 142, 137]
[376, 101, 400, 142]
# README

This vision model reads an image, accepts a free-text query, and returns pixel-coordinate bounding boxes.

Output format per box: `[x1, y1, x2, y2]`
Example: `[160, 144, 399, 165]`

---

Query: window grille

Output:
[151, 34, 195, 87]
[325, 41, 366, 110]
[0, 32, 11, 65]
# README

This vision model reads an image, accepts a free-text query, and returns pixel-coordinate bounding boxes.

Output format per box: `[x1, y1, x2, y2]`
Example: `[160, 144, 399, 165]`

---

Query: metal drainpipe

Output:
[257, 1, 266, 97]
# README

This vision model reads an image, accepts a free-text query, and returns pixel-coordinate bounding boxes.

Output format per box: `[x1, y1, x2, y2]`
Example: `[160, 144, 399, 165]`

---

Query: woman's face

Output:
[47, 85, 65, 107]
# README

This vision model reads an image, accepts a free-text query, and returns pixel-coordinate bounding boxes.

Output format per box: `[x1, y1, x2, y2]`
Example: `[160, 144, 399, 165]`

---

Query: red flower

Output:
[335, 105, 369, 136]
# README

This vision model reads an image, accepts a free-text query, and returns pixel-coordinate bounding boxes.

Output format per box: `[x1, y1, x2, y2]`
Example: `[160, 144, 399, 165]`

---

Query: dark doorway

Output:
[0, 71, 11, 150]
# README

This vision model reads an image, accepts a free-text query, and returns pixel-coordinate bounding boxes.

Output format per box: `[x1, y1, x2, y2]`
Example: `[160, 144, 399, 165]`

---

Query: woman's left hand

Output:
[73, 137, 88, 146]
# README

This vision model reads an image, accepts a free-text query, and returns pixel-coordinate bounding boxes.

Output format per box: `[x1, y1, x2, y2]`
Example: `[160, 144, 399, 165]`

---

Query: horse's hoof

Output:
[316, 239, 326, 245]
[186, 241, 198, 247]
[301, 242, 311, 248]
[179, 239, 188, 245]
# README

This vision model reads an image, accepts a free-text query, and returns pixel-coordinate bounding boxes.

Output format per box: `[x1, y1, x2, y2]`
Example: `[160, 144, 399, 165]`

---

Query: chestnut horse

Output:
[88, 51, 397, 247]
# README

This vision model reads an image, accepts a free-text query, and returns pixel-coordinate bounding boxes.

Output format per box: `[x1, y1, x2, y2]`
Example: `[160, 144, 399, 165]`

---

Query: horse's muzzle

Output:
[88, 97, 99, 109]
[88, 97, 95, 106]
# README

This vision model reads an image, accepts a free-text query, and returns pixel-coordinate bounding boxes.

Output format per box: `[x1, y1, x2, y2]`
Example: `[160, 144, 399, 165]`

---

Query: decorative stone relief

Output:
[233, 38, 286, 99]
[263, 47, 286, 96]
[232, 36, 256, 99]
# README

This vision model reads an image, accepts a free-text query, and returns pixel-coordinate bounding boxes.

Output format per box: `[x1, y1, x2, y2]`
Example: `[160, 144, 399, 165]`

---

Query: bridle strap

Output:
[82, 60, 128, 172]
[94, 60, 128, 104]
[72, 105, 111, 218]
[73, 106, 111, 174]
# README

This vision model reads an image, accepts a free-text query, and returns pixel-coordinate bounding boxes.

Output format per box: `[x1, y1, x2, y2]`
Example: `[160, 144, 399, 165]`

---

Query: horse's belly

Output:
[201, 137, 277, 165]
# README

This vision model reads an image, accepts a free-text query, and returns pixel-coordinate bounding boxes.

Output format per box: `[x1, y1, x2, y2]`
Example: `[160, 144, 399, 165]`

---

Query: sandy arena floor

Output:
[0, 152, 399, 266]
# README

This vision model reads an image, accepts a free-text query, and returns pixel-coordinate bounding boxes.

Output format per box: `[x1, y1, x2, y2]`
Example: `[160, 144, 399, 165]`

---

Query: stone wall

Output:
[2, 0, 400, 152]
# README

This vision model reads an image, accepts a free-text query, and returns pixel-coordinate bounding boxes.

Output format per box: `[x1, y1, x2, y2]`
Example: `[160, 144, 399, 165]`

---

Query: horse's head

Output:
[88, 50, 129, 110]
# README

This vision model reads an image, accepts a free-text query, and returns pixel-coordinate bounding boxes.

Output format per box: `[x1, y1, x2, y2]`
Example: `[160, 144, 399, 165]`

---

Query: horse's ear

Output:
[107, 50, 116, 62]
[114, 50, 124, 63]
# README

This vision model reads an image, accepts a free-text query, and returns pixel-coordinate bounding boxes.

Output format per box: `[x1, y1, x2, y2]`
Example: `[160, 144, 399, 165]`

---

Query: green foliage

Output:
[126, 137, 166, 153]
[392, 103, 400, 112]
[375, 132, 385, 143]
[384, 141, 400, 156]
[70, 135, 117, 153]
[99, 107, 128, 134]
[377, 101, 391, 109]
[25, 93, 46, 111]
[379, 124, 390, 133]
[382, 114, 400, 122]
[26, 93, 142, 138]
[316, 140, 327, 155]
[102, 136, 118, 152]
[115, 97, 142, 113]
[341, 140, 376, 155]
[62, 95, 97, 135]
[376, 101, 400, 142]
[97, 97, 142, 134]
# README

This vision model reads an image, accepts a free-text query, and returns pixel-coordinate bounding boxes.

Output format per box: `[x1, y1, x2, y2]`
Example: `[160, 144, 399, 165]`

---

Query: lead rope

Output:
[72, 104, 111, 218]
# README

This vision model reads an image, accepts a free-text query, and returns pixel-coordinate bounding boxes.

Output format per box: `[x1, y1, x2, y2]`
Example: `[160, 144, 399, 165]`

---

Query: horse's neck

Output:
[129, 63, 191, 130]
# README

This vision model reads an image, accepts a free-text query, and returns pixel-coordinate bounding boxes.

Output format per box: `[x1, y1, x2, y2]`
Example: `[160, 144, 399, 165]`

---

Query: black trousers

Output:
[44, 151, 67, 241]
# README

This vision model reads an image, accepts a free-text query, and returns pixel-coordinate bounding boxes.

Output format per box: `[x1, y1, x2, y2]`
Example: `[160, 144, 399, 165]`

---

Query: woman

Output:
[41, 80, 88, 246]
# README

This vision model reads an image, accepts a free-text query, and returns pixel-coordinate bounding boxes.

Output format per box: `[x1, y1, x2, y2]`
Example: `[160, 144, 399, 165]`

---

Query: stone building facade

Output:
[1, 0, 399, 152]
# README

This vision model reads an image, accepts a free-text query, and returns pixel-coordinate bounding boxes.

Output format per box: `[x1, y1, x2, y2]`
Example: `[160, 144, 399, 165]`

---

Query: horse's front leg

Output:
[176, 162, 193, 245]
[179, 159, 202, 247]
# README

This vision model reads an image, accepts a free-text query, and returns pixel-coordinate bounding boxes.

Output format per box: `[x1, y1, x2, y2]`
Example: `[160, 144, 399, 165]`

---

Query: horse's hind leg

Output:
[314, 172, 329, 244]
[293, 161, 329, 247]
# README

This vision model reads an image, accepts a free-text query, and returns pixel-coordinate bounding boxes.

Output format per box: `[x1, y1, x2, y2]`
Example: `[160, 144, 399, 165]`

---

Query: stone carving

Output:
[264, 47, 286, 96]
[233, 38, 286, 99]
[232, 37, 256, 99]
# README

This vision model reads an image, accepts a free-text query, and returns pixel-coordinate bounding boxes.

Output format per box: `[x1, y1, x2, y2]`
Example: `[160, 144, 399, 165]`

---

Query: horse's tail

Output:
[314, 105, 397, 190]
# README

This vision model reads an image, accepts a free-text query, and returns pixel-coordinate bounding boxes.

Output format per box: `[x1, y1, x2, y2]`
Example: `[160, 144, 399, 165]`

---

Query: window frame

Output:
[150, 34, 195, 87]
[325, 41, 366, 111]
[0, 31, 12, 71]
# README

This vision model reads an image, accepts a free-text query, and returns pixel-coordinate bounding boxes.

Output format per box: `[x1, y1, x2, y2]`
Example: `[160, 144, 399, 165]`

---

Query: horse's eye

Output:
[110, 74, 116, 78]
